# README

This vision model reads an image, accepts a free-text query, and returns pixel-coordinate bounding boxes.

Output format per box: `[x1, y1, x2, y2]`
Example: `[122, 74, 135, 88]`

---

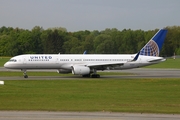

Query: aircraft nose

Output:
[4, 62, 9, 68]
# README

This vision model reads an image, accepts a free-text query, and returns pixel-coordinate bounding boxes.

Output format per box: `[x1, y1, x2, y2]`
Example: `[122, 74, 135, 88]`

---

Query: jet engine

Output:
[72, 66, 90, 75]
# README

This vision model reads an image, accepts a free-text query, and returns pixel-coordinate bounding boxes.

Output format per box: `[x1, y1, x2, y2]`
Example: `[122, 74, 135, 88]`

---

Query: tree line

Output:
[0, 26, 179, 57]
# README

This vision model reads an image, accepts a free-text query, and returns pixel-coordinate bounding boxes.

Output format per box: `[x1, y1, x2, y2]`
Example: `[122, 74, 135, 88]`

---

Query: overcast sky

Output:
[1, 0, 180, 31]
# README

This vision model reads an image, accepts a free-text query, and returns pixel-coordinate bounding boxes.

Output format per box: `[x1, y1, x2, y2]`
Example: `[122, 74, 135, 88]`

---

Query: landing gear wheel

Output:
[24, 75, 28, 78]
[91, 74, 100, 78]
[91, 69, 100, 78]
[22, 69, 28, 78]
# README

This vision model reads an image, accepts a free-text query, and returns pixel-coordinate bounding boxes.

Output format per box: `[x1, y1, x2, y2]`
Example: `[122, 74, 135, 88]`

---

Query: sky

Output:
[1, 0, 180, 32]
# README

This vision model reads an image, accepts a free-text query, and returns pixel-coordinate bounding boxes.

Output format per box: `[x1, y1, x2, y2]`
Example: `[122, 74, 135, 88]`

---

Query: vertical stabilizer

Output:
[139, 29, 167, 56]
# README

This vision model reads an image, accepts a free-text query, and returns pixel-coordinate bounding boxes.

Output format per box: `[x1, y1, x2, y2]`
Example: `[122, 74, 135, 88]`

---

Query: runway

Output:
[0, 111, 180, 120]
[0, 67, 180, 80]
[1, 68, 180, 120]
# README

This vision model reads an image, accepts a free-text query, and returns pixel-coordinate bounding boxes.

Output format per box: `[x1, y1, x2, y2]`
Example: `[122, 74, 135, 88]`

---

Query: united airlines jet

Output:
[4, 29, 168, 78]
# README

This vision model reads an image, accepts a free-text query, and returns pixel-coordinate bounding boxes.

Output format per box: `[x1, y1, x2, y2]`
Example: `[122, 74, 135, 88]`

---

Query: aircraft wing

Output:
[86, 62, 124, 69]
[86, 52, 140, 69]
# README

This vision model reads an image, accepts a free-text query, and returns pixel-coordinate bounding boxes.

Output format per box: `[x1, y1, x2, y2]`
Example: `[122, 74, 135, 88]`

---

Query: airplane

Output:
[4, 29, 168, 78]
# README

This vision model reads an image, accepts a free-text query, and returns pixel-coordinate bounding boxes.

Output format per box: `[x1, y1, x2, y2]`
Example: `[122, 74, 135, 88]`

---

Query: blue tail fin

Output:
[139, 29, 168, 57]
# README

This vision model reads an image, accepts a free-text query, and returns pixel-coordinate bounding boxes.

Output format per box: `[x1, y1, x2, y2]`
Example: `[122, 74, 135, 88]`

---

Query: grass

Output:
[0, 57, 9, 67]
[0, 78, 180, 114]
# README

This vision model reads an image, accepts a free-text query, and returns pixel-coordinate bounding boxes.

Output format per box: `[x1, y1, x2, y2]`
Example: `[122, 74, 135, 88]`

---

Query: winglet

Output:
[132, 52, 140, 61]
[83, 50, 87, 54]
[139, 29, 168, 57]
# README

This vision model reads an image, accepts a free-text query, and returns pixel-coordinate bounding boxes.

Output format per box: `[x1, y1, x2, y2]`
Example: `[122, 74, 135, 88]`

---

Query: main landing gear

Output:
[21, 69, 28, 78]
[91, 69, 100, 78]
[91, 74, 100, 78]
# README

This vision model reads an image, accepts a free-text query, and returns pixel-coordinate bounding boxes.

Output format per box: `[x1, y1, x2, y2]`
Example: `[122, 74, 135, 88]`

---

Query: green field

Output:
[0, 57, 9, 67]
[0, 78, 180, 114]
[1, 57, 180, 114]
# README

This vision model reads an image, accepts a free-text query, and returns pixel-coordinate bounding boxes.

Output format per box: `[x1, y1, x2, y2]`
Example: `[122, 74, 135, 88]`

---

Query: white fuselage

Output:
[4, 54, 165, 71]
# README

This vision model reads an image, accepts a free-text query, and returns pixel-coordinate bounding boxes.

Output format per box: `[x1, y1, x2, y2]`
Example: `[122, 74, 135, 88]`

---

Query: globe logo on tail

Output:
[140, 40, 159, 56]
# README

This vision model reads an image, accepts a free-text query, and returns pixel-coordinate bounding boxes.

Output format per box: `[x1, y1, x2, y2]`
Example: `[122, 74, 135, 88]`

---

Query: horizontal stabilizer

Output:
[147, 58, 166, 62]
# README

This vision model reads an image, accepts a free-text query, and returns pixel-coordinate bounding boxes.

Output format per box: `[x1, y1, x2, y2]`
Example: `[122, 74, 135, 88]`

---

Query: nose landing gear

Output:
[21, 69, 28, 78]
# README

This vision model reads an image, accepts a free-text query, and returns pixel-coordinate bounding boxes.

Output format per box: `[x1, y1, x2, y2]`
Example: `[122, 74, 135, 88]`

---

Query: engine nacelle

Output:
[57, 69, 71, 74]
[72, 66, 90, 75]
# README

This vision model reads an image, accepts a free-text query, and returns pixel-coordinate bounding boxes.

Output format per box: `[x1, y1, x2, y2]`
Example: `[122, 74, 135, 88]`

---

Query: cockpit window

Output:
[8, 59, 17, 62]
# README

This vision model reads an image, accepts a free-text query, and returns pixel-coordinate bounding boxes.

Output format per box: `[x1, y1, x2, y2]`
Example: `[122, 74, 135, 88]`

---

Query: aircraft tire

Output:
[91, 74, 100, 78]
[24, 75, 28, 78]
